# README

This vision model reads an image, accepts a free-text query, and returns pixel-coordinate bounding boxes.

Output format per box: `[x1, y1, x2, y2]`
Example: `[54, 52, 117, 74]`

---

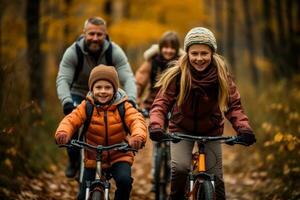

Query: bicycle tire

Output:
[195, 180, 215, 200]
[90, 190, 104, 200]
[154, 147, 168, 200]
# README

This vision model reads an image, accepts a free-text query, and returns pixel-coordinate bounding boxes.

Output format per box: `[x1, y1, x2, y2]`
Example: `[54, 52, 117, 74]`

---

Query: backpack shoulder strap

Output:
[79, 100, 94, 140]
[105, 42, 114, 66]
[71, 37, 84, 88]
[105, 35, 114, 66]
[117, 101, 131, 135]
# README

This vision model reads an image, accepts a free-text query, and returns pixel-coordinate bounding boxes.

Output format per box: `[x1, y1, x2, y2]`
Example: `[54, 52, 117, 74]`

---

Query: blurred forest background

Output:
[0, 0, 299, 199]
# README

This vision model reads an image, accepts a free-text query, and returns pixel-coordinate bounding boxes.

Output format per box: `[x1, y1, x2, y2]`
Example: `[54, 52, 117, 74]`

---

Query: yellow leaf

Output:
[287, 142, 295, 151]
[4, 158, 13, 170]
[274, 132, 283, 142]
[6, 147, 17, 157]
[285, 134, 294, 142]
[283, 164, 290, 175]
[266, 154, 274, 162]
[263, 140, 274, 147]
[261, 122, 272, 133]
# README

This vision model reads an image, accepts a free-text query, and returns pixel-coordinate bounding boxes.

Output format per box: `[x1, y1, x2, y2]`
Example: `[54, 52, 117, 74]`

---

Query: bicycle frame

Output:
[86, 145, 110, 200]
[66, 140, 136, 200]
[188, 142, 216, 198]
[166, 132, 237, 200]
[154, 140, 171, 200]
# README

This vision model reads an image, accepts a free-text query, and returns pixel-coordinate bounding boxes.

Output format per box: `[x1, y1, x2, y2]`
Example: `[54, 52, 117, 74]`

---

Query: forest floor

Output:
[12, 132, 261, 200]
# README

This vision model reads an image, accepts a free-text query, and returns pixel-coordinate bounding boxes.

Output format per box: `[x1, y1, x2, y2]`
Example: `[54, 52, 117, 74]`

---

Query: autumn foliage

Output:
[0, 0, 299, 199]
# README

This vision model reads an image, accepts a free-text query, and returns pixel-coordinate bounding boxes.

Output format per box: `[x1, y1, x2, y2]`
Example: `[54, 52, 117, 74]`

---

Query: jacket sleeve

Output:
[149, 78, 177, 130]
[55, 100, 87, 140]
[111, 42, 137, 101]
[56, 43, 77, 106]
[225, 76, 253, 134]
[124, 101, 147, 143]
[135, 61, 151, 98]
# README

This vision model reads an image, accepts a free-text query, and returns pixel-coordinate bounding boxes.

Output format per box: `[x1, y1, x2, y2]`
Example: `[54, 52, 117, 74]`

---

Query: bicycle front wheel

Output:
[195, 180, 215, 200]
[90, 190, 104, 200]
[154, 147, 169, 200]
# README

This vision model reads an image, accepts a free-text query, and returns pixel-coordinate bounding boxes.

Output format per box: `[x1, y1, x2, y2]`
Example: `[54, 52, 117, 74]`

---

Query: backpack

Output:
[78, 100, 131, 140]
[71, 35, 114, 87]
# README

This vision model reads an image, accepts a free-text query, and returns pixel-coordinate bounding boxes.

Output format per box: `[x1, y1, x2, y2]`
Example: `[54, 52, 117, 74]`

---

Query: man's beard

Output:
[87, 41, 102, 53]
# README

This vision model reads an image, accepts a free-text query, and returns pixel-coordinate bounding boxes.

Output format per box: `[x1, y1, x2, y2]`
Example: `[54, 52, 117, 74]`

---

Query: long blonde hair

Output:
[155, 53, 230, 112]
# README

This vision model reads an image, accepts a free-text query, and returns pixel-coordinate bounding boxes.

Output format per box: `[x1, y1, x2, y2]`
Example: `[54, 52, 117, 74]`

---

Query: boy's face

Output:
[92, 80, 114, 104]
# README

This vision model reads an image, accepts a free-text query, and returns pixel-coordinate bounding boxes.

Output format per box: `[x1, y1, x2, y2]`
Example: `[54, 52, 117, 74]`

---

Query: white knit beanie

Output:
[184, 27, 217, 52]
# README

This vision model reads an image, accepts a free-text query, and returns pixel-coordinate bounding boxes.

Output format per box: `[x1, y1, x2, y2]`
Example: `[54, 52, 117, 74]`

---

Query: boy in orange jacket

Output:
[55, 65, 147, 200]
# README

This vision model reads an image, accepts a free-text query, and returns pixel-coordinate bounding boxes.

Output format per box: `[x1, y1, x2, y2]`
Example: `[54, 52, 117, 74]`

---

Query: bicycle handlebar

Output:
[162, 132, 248, 146]
[59, 140, 138, 152]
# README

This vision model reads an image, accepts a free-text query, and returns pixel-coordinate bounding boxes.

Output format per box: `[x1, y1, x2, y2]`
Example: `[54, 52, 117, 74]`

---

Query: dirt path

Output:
[14, 134, 257, 200]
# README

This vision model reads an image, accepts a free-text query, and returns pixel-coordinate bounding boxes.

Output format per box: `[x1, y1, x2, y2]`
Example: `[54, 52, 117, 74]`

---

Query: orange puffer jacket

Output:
[55, 89, 147, 169]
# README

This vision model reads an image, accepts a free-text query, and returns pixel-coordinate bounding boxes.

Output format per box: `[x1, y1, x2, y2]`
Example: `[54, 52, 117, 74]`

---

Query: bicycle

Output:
[60, 139, 137, 200]
[162, 132, 246, 200]
[153, 139, 171, 200]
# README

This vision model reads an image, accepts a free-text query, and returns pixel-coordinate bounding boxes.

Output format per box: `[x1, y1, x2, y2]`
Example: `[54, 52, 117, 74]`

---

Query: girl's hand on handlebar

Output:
[225, 133, 256, 146]
[149, 128, 164, 142]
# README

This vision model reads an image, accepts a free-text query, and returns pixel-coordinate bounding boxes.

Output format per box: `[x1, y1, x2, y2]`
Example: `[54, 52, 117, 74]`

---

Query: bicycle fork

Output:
[188, 143, 216, 198]
[85, 151, 110, 200]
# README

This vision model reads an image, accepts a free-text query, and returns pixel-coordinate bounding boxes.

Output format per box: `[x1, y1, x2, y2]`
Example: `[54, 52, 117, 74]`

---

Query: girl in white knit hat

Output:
[149, 27, 256, 199]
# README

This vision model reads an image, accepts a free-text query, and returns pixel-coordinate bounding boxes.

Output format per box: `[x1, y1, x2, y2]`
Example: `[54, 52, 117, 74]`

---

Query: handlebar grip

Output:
[224, 136, 250, 146]
[57, 143, 73, 148]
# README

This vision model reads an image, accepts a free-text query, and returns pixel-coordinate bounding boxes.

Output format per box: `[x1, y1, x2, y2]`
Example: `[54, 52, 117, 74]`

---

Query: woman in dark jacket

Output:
[149, 27, 256, 200]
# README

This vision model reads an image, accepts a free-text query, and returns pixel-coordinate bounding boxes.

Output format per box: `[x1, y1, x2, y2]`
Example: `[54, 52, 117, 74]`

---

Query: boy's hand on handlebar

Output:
[56, 132, 70, 145]
[149, 128, 164, 142]
[128, 137, 144, 149]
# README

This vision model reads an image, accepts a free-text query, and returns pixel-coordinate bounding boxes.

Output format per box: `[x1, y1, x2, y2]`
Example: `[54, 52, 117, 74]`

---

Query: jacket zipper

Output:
[192, 92, 200, 134]
[104, 110, 111, 163]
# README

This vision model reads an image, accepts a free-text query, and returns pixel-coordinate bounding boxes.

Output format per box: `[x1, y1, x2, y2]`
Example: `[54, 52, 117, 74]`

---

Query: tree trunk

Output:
[26, 0, 44, 113]
[274, 0, 290, 77]
[0, 1, 6, 109]
[243, 0, 259, 85]
[104, 0, 112, 26]
[286, 0, 300, 73]
[225, 0, 236, 74]
[262, 0, 280, 78]
[214, 1, 225, 54]
[63, 0, 72, 49]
